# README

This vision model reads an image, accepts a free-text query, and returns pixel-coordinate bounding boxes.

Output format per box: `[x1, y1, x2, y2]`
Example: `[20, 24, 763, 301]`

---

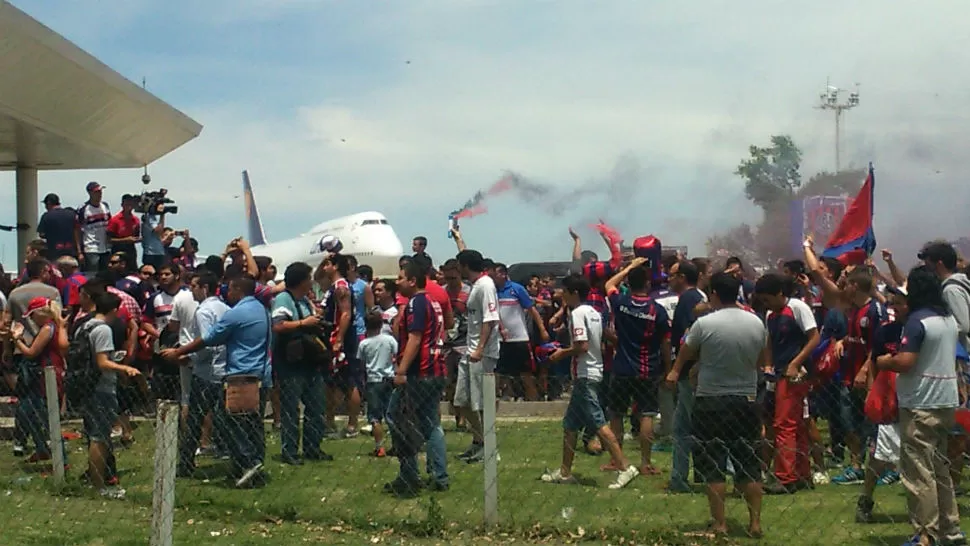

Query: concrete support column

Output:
[16, 165, 38, 268]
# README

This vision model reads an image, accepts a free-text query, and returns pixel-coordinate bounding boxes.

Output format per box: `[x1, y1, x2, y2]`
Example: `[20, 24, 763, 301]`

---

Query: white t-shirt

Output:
[569, 304, 604, 381]
[77, 201, 111, 254]
[466, 274, 500, 359]
[380, 304, 399, 336]
[171, 289, 199, 347]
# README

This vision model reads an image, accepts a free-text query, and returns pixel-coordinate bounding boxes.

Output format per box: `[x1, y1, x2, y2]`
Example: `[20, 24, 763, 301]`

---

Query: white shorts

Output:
[453, 355, 497, 412]
[873, 423, 901, 464]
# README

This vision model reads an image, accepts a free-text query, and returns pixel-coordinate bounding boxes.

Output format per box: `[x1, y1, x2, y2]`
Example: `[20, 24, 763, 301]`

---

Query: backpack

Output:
[65, 316, 101, 408]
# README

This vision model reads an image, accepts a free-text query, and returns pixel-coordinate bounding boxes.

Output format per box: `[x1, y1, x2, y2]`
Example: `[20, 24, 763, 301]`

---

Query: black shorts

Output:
[326, 358, 365, 393]
[607, 375, 660, 418]
[692, 395, 762, 485]
[497, 341, 535, 376]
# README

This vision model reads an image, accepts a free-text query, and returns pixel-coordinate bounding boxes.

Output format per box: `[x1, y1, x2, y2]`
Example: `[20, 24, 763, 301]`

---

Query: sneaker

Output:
[26, 452, 52, 463]
[383, 477, 421, 498]
[831, 466, 865, 485]
[943, 531, 968, 546]
[813, 471, 831, 485]
[876, 469, 900, 486]
[608, 465, 640, 489]
[342, 428, 359, 439]
[855, 495, 874, 524]
[540, 468, 578, 485]
[458, 443, 484, 461]
[235, 463, 264, 488]
[13, 444, 25, 457]
[373, 446, 386, 458]
[622, 431, 635, 442]
[99, 487, 126, 500]
[195, 446, 217, 458]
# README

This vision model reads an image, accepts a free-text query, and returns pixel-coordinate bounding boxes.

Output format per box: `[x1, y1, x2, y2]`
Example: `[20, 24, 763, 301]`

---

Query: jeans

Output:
[16, 393, 52, 457]
[670, 378, 695, 488]
[279, 372, 326, 459]
[179, 377, 227, 471]
[225, 387, 267, 476]
[386, 377, 448, 487]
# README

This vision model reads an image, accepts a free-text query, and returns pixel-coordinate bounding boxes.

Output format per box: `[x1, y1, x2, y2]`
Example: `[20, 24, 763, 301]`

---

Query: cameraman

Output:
[141, 201, 169, 269]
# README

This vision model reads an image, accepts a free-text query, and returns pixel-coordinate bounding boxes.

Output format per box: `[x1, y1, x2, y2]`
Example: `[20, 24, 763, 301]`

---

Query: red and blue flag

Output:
[822, 163, 876, 266]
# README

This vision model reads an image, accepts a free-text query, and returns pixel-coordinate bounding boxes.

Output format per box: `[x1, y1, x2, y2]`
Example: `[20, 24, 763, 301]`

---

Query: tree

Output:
[796, 168, 866, 199]
[735, 135, 803, 210]
[705, 223, 758, 263]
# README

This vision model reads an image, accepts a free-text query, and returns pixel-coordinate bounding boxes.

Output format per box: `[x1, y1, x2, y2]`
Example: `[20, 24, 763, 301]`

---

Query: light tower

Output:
[816, 80, 860, 172]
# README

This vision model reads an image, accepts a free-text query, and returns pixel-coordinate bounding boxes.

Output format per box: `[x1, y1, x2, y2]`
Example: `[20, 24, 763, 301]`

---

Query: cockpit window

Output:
[361, 219, 390, 226]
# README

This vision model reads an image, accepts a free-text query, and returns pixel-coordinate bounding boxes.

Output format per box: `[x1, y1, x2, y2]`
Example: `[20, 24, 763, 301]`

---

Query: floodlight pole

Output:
[815, 80, 860, 173]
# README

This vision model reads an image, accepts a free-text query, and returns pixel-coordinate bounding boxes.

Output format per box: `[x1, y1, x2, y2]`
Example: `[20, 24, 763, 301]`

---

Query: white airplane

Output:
[239, 170, 405, 279]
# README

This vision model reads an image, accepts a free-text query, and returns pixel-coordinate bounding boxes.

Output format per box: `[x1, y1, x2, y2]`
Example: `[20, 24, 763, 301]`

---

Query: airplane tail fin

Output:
[242, 170, 268, 246]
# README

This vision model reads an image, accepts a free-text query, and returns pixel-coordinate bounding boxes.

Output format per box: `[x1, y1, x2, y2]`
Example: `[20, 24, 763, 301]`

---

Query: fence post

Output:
[482, 372, 499, 527]
[43, 367, 64, 486]
[150, 401, 179, 546]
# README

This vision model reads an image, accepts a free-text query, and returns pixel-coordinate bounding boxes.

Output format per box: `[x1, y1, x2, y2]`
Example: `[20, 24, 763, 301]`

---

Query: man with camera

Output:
[271, 262, 332, 465]
[140, 196, 183, 270]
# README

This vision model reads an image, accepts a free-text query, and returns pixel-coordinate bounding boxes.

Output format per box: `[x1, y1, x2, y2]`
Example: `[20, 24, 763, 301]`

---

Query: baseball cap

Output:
[86, 181, 105, 192]
[886, 284, 908, 297]
[24, 297, 52, 318]
[41, 193, 60, 206]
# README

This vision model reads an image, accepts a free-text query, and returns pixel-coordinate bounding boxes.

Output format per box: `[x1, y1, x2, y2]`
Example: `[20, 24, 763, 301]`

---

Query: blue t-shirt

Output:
[671, 287, 707, 372]
[608, 290, 671, 378]
[141, 213, 164, 256]
[352, 278, 367, 337]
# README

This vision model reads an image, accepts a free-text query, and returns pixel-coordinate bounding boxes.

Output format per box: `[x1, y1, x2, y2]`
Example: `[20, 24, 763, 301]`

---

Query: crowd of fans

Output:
[0, 181, 967, 546]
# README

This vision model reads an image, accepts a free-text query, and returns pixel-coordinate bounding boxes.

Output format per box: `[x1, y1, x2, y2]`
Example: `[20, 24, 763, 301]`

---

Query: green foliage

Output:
[735, 135, 803, 210]
[705, 223, 758, 263]
[797, 168, 866, 198]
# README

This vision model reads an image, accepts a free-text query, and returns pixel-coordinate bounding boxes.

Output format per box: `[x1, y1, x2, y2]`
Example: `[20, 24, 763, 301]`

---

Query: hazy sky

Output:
[1, 0, 968, 268]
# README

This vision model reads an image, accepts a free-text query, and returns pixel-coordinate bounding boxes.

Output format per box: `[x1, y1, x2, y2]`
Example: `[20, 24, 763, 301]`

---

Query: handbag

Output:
[224, 309, 272, 415]
[225, 374, 262, 414]
[284, 293, 333, 366]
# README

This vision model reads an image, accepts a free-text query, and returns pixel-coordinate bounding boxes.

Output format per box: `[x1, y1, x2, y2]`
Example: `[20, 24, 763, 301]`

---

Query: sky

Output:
[1, 0, 969, 268]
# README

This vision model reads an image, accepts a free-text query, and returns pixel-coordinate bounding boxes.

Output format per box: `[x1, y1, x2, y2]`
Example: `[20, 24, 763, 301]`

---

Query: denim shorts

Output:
[563, 378, 607, 432]
[83, 391, 119, 444]
[366, 381, 393, 424]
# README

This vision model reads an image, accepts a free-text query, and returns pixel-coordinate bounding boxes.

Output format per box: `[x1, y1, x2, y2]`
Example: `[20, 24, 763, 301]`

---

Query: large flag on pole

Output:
[822, 163, 876, 265]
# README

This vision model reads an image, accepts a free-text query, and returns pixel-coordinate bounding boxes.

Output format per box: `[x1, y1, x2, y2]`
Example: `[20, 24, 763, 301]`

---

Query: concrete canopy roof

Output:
[0, 0, 203, 171]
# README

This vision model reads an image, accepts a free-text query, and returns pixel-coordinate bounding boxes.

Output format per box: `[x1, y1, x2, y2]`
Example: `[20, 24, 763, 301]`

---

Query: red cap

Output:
[24, 297, 51, 317]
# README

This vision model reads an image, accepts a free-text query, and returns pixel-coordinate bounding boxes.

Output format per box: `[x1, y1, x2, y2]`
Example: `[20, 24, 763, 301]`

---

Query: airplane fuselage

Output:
[251, 211, 405, 280]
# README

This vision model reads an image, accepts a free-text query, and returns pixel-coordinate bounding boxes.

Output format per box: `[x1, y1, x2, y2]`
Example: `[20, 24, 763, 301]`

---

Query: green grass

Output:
[0, 418, 950, 545]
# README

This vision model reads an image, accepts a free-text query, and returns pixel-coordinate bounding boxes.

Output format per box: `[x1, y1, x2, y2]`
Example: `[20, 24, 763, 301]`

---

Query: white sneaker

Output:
[608, 465, 640, 490]
[99, 487, 126, 500]
[623, 432, 635, 442]
[235, 463, 264, 488]
[540, 468, 578, 484]
[813, 471, 830, 485]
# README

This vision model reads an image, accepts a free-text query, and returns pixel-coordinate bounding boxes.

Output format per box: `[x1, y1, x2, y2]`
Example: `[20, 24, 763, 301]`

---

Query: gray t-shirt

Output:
[82, 319, 117, 394]
[687, 307, 765, 398]
[942, 273, 970, 351]
[897, 309, 960, 410]
[8, 282, 62, 347]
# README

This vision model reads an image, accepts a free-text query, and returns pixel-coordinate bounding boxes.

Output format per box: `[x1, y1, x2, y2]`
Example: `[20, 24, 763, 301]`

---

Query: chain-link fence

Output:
[0, 363, 966, 544]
